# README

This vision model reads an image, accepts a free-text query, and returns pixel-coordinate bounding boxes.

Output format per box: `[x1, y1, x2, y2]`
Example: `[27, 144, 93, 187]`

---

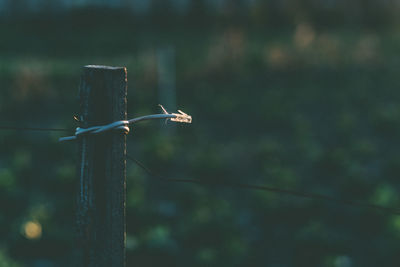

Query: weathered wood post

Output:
[76, 65, 127, 267]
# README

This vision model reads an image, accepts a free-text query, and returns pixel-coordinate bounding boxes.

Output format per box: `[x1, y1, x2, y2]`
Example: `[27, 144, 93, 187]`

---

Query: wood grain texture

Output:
[76, 65, 127, 267]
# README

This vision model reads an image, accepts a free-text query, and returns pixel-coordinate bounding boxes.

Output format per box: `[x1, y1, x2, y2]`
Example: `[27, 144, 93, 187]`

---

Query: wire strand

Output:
[0, 106, 189, 136]
[1, 124, 398, 215]
[0, 126, 72, 132]
[127, 155, 400, 216]
[59, 105, 191, 141]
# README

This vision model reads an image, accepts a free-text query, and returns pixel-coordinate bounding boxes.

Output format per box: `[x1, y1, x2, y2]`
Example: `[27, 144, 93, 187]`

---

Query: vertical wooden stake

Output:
[76, 65, 127, 267]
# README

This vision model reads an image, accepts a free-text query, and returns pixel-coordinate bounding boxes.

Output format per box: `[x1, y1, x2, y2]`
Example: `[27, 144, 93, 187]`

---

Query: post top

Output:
[85, 65, 126, 71]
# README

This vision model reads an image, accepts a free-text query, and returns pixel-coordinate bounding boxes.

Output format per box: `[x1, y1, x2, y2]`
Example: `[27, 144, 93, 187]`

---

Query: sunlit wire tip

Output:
[159, 105, 192, 124]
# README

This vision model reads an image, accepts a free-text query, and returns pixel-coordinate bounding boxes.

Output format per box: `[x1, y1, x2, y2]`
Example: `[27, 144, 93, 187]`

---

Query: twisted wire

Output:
[59, 106, 191, 142]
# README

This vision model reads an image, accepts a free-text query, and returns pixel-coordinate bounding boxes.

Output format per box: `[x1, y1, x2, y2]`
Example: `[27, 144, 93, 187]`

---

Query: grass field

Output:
[1, 15, 400, 266]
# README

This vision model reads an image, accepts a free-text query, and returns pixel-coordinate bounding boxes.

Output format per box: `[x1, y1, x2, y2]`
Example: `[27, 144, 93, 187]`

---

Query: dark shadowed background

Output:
[1, 0, 400, 266]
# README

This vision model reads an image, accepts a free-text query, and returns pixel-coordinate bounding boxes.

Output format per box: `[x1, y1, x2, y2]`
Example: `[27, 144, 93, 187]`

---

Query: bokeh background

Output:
[1, 0, 400, 266]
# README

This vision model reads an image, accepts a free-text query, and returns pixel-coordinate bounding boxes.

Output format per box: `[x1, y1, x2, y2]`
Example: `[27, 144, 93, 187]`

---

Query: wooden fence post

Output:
[76, 65, 127, 267]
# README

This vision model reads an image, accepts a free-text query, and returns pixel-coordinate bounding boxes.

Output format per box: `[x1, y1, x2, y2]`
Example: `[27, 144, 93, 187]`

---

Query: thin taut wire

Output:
[127, 155, 400, 216]
[0, 126, 72, 132]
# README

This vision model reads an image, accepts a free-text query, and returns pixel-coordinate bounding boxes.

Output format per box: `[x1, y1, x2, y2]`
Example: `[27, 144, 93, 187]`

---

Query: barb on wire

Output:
[59, 105, 192, 142]
[127, 155, 400, 216]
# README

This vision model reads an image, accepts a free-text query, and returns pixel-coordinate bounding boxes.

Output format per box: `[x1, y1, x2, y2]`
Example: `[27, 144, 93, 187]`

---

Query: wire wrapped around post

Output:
[59, 105, 192, 142]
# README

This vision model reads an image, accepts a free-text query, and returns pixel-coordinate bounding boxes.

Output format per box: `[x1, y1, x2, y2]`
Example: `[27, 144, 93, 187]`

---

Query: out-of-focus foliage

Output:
[1, 1, 400, 266]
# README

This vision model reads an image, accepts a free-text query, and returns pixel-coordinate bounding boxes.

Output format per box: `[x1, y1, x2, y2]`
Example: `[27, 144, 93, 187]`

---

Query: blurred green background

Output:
[1, 0, 400, 266]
